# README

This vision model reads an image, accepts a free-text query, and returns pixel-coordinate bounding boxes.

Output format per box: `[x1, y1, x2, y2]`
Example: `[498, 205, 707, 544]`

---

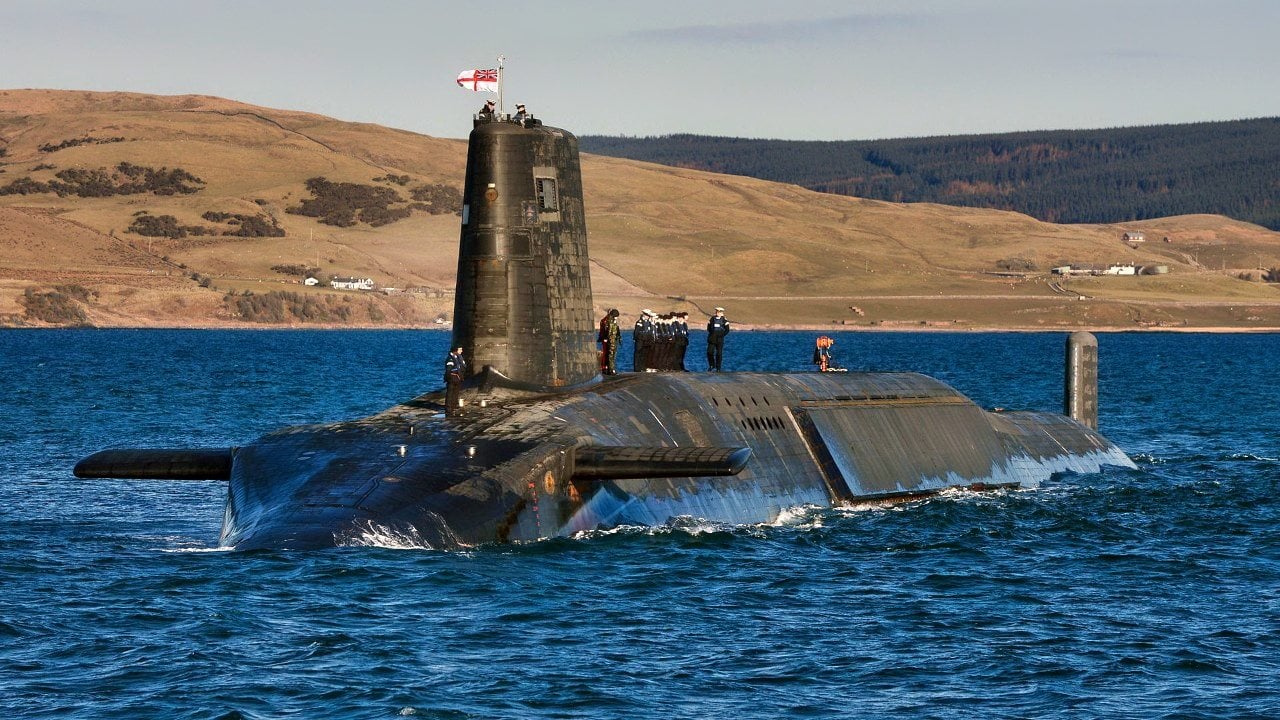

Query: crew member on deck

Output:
[814, 336, 834, 372]
[812, 335, 846, 372]
[444, 346, 467, 415]
[598, 308, 621, 375]
[653, 313, 673, 370]
[634, 309, 655, 372]
[513, 103, 528, 123]
[706, 307, 730, 371]
[674, 312, 690, 371]
[478, 99, 496, 120]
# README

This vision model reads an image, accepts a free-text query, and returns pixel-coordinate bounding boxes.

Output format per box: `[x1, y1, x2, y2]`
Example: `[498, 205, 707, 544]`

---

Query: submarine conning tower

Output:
[451, 116, 597, 390]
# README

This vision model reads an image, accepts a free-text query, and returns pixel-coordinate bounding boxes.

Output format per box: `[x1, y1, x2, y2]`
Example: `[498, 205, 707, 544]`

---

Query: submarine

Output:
[75, 110, 1135, 549]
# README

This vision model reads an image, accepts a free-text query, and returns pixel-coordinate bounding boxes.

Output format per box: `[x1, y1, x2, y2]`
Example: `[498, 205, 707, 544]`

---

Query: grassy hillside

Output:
[581, 119, 1280, 230]
[3, 89, 1280, 330]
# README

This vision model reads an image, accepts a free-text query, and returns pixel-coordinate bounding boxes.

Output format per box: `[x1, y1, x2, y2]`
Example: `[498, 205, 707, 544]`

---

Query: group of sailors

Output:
[630, 310, 691, 373]
[447, 307, 845, 413]
[477, 99, 536, 127]
[595, 307, 732, 374]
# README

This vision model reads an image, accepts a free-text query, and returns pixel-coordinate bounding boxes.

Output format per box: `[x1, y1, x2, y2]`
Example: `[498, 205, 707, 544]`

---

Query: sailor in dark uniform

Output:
[633, 309, 655, 372]
[706, 307, 730, 371]
[444, 346, 467, 415]
[674, 312, 690, 371]
[478, 99, 496, 120]
[653, 313, 673, 371]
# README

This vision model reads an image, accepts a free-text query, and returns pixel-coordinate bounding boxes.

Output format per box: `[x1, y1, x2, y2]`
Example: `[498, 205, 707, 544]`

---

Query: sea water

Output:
[1, 329, 1277, 719]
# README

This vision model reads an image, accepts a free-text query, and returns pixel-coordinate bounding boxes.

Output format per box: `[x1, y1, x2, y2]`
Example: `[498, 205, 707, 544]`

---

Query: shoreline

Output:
[5, 322, 1280, 334]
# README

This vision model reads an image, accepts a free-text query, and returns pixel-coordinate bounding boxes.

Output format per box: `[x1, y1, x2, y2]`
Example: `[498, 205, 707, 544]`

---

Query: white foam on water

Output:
[767, 503, 825, 529]
[148, 535, 233, 553]
[570, 518, 737, 541]
[160, 545, 234, 554]
[334, 521, 448, 551]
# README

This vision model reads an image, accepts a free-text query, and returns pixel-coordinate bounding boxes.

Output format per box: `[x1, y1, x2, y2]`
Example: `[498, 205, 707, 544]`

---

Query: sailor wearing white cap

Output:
[707, 306, 730, 371]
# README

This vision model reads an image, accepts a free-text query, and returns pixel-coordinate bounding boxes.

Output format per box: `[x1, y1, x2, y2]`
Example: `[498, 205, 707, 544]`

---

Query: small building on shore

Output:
[330, 277, 374, 291]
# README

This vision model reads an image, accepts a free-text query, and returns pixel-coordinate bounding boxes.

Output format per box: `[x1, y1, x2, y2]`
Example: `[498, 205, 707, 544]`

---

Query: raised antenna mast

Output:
[496, 54, 507, 116]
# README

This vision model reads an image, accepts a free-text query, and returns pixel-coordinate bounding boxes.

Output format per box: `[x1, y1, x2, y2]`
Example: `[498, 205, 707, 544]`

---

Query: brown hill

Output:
[3, 88, 1280, 330]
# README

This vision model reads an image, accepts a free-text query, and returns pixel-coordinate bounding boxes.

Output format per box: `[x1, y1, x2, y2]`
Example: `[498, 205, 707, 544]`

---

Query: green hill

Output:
[581, 118, 1280, 230]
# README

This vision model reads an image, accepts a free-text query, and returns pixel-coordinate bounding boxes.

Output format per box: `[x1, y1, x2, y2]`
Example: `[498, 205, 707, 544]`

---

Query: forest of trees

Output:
[580, 118, 1280, 230]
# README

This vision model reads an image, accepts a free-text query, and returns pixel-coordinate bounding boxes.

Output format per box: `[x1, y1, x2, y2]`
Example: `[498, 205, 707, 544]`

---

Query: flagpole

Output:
[496, 54, 506, 116]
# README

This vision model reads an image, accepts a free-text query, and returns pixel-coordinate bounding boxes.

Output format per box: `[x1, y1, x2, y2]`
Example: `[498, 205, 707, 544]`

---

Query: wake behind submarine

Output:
[75, 111, 1135, 549]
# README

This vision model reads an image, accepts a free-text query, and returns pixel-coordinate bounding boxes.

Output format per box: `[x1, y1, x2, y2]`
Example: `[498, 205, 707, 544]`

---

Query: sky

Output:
[2, 0, 1277, 141]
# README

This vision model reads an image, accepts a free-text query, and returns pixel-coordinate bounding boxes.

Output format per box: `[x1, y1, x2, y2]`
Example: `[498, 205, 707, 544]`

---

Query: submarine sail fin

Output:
[451, 120, 597, 390]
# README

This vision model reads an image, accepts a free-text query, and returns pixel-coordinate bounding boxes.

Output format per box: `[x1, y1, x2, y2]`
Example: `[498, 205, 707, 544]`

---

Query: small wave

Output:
[832, 501, 911, 515]
[569, 516, 739, 541]
[334, 521, 449, 550]
[569, 506, 825, 542]
[767, 504, 825, 528]
[1223, 452, 1278, 462]
[146, 535, 231, 553]
[664, 515, 735, 534]
[160, 545, 233, 554]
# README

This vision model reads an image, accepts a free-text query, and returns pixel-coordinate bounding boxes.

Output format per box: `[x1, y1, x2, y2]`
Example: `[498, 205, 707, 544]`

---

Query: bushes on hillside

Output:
[201, 211, 285, 237]
[21, 287, 90, 325]
[126, 210, 284, 240]
[38, 136, 126, 153]
[0, 177, 51, 195]
[286, 176, 464, 227]
[228, 290, 357, 324]
[996, 257, 1037, 272]
[409, 183, 463, 215]
[53, 168, 118, 197]
[0, 162, 204, 198]
[286, 177, 406, 227]
[112, 163, 204, 196]
[270, 264, 320, 277]
[128, 212, 211, 239]
[228, 214, 285, 237]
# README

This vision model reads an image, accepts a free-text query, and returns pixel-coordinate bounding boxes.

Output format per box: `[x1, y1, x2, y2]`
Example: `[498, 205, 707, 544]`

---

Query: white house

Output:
[1103, 263, 1137, 276]
[303, 277, 319, 286]
[1122, 232, 1145, 244]
[330, 277, 375, 291]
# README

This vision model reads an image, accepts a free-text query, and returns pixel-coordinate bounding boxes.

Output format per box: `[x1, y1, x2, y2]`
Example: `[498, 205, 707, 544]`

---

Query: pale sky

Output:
[2, 0, 1276, 141]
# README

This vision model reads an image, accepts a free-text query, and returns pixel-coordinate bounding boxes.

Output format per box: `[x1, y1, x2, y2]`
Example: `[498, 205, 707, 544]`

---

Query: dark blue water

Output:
[3, 329, 1278, 719]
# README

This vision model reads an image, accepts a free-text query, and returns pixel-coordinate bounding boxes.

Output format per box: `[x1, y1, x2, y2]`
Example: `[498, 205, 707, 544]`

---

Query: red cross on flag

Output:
[456, 69, 499, 93]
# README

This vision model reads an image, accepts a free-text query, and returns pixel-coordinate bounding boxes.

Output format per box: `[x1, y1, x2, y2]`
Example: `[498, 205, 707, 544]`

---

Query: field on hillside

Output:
[3, 90, 1280, 330]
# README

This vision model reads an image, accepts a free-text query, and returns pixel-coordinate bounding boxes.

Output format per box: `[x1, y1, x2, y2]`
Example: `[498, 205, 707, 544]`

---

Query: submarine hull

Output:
[219, 371, 1133, 550]
[77, 113, 1135, 550]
